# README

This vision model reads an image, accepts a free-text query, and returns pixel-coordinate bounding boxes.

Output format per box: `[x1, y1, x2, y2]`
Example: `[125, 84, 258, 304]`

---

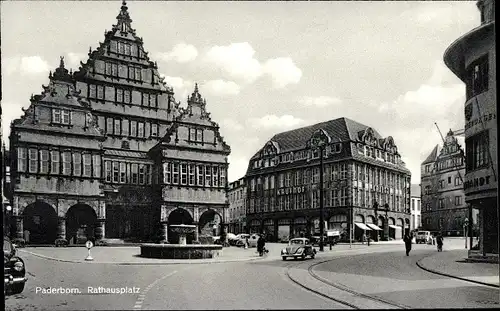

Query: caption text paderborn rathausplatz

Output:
[35, 286, 140, 295]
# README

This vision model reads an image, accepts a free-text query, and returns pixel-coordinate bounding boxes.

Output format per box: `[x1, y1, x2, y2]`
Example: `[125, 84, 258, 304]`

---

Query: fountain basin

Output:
[140, 243, 223, 259]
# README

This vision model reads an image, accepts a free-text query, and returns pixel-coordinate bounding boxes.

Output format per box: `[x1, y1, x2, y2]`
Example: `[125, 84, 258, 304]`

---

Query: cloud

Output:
[375, 60, 466, 183]
[299, 96, 342, 107]
[205, 42, 262, 84]
[380, 61, 464, 123]
[204, 42, 302, 88]
[66, 52, 86, 68]
[263, 57, 302, 88]
[204, 80, 241, 96]
[221, 119, 244, 132]
[3, 56, 50, 76]
[155, 43, 198, 63]
[247, 114, 305, 131]
[160, 75, 194, 101]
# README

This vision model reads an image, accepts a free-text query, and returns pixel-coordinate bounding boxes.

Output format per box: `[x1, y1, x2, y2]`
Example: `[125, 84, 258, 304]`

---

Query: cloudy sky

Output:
[1, 1, 477, 183]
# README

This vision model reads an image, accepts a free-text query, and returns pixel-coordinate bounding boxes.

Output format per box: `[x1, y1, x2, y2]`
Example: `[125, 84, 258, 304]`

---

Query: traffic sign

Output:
[85, 240, 94, 261]
[86, 240, 94, 249]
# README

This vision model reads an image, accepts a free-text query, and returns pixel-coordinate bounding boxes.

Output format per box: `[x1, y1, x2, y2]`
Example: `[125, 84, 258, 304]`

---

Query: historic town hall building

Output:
[7, 1, 230, 245]
[245, 117, 411, 242]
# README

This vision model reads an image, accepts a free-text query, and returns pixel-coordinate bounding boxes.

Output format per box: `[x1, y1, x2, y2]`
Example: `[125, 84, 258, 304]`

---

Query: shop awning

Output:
[355, 223, 371, 230]
[366, 223, 383, 231]
[389, 225, 402, 230]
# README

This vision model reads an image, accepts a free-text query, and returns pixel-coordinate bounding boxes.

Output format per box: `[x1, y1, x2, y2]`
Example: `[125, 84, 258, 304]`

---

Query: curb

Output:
[416, 257, 499, 288]
[19, 249, 265, 265]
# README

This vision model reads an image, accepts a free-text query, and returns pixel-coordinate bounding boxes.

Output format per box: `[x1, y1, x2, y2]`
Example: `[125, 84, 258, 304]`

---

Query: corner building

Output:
[444, 0, 497, 260]
[245, 117, 411, 242]
[8, 2, 230, 245]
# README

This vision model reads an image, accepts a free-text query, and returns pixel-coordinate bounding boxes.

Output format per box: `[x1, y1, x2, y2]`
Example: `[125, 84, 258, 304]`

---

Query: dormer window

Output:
[52, 109, 71, 125]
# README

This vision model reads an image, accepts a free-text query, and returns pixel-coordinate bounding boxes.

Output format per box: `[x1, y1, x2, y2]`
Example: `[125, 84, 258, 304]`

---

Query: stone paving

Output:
[417, 249, 499, 287]
[18, 245, 264, 265]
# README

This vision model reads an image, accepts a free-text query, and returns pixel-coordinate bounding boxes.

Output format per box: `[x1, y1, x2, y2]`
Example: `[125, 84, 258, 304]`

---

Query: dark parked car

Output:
[4, 237, 28, 295]
[281, 238, 316, 261]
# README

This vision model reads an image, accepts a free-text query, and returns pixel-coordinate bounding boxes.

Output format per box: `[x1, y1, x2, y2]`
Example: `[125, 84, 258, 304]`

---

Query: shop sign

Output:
[465, 113, 496, 130]
[464, 175, 491, 191]
[277, 186, 305, 196]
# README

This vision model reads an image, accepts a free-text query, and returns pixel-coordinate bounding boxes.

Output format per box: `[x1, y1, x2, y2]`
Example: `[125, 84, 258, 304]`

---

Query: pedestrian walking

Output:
[403, 233, 412, 256]
[23, 229, 30, 244]
[436, 233, 444, 252]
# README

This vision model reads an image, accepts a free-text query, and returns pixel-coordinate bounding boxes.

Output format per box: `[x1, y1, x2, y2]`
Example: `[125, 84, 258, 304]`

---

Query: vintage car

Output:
[281, 238, 317, 261]
[416, 231, 433, 244]
[4, 237, 28, 295]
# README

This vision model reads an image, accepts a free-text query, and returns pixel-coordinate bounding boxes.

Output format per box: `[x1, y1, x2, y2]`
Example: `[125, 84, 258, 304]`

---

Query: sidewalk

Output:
[19, 245, 266, 265]
[417, 249, 499, 287]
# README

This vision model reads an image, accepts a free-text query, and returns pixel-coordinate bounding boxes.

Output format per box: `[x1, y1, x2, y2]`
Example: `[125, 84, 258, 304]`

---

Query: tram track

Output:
[284, 258, 411, 309]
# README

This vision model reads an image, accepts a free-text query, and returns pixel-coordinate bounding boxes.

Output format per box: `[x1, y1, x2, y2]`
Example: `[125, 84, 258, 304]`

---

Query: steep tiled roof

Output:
[256, 117, 382, 157]
[411, 184, 421, 197]
[422, 145, 440, 164]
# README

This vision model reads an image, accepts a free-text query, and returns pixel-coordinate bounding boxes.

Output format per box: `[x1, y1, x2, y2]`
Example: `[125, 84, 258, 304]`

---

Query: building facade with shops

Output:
[7, 1, 230, 245]
[444, 0, 497, 260]
[245, 117, 411, 242]
[410, 184, 421, 232]
[228, 178, 247, 234]
[420, 131, 469, 236]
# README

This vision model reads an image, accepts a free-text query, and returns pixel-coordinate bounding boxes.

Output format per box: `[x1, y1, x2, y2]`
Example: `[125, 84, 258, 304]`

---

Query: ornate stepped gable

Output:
[160, 84, 230, 153]
[438, 129, 464, 158]
[12, 57, 104, 139]
[72, 0, 179, 114]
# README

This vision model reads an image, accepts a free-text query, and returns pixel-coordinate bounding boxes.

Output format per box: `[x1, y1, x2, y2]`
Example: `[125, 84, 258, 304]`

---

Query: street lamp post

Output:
[319, 144, 325, 252]
[309, 129, 330, 252]
[464, 218, 469, 249]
